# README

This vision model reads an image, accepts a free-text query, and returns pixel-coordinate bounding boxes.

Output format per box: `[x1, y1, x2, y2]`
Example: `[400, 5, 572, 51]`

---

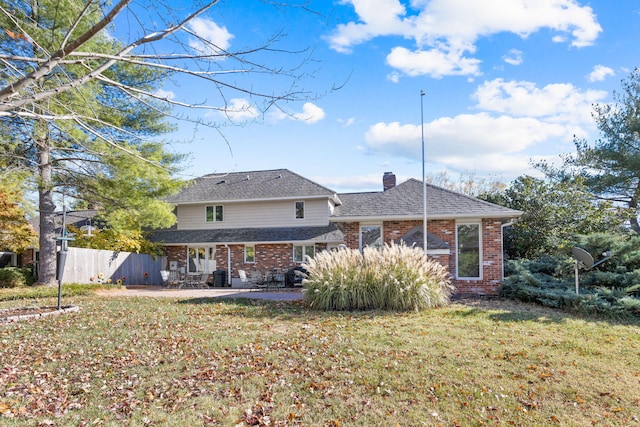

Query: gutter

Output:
[330, 212, 523, 222]
[169, 194, 335, 205]
[225, 244, 231, 286]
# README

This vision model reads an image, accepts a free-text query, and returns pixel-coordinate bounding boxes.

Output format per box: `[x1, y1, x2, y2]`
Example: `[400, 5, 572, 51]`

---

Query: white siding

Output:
[177, 198, 330, 229]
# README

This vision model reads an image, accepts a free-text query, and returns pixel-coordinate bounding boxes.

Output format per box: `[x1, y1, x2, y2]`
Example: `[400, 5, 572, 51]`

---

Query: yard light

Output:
[54, 203, 74, 310]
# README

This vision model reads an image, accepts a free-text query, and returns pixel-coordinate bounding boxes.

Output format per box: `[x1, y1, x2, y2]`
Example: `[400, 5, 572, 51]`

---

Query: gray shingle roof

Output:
[333, 179, 522, 220]
[166, 169, 339, 204]
[148, 225, 344, 245]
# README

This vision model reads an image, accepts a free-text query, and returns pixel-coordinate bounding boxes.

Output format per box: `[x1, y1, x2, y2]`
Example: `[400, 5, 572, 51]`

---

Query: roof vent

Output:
[246, 175, 250, 181]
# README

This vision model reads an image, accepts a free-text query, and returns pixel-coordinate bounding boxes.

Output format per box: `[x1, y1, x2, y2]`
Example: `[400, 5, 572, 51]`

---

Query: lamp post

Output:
[421, 90, 427, 255]
[54, 203, 74, 310]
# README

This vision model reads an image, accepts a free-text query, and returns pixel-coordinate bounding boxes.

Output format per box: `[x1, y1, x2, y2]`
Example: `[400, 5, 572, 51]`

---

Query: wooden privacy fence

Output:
[61, 247, 167, 285]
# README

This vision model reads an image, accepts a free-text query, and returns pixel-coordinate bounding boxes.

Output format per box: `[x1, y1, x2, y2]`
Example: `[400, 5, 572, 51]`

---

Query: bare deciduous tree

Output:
[0, 0, 318, 285]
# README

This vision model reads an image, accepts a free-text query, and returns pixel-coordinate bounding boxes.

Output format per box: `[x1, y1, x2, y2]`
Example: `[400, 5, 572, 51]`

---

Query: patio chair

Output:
[166, 270, 182, 288]
[195, 272, 211, 288]
[239, 269, 264, 289]
[179, 272, 210, 289]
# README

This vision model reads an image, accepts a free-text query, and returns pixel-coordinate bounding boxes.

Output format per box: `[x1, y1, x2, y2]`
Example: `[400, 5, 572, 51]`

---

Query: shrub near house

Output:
[303, 243, 453, 311]
[0, 267, 36, 288]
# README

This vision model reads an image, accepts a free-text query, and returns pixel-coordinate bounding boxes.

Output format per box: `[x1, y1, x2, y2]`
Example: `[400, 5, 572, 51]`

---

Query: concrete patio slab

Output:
[101, 286, 303, 301]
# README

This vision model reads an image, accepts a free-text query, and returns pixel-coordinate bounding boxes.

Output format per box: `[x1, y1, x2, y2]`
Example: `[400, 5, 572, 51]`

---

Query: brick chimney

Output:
[383, 172, 396, 191]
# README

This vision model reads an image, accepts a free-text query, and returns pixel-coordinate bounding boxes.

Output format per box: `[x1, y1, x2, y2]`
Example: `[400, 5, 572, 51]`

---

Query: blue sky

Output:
[127, 0, 640, 193]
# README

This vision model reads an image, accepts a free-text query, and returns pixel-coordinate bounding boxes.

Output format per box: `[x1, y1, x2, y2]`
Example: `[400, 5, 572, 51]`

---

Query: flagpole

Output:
[421, 90, 427, 255]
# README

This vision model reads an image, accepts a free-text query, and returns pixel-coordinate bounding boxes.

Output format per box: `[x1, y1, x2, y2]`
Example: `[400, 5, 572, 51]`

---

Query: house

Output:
[148, 169, 345, 286]
[332, 173, 522, 295]
[149, 169, 522, 294]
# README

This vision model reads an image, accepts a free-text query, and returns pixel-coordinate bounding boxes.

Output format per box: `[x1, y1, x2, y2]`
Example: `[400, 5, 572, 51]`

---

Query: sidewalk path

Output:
[101, 286, 303, 301]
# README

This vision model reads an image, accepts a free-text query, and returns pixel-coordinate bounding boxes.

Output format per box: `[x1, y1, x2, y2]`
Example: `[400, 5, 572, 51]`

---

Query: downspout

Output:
[225, 244, 231, 286]
[501, 220, 515, 281]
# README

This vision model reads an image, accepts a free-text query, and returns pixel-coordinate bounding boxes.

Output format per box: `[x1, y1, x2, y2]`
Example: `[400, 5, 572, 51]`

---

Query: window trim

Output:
[359, 224, 383, 251]
[186, 246, 216, 273]
[293, 244, 315, 262]
[295, 201, 305, 220]
[205, 205, 224, 223]
[455, 221, 482, 280]
[244, 245, 255, 263]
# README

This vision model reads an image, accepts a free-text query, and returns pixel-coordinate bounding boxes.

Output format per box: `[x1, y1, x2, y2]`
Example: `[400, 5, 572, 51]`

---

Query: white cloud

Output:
[365, 113, 566, 160]
[325, 0, 413, 54]
[387, 71, 401, 83]
[503, 49, 523, 66]
[386, 46, 481, 78]
[315, 172, 388, 191]
[473, 78, 607, 125]
[270, 102, 326, 124]
[328, 0, 602, 77]
[187, 17, 234, 57]
[293, 103, 326, 124]
[363, 115, 569, 178]
[588, 65, 615, 82]
[338, 117, 356, 127]
[361, 76, 610, 178]
[154, 89, 175, 100]
[221, 98, 259, 121]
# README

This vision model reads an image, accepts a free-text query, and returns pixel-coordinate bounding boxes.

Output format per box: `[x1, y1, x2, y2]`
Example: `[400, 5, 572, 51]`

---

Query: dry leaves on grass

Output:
[1, 296, 639, 426]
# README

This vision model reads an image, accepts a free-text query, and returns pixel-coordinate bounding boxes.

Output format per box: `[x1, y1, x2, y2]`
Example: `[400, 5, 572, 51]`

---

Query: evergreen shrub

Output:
[302, 243, 453, 311]
[502, 247, 640, 319]
[0, 267, 29, 288]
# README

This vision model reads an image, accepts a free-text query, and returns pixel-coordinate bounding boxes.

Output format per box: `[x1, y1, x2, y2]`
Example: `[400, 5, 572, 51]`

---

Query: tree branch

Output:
[0, 0, 219, 109]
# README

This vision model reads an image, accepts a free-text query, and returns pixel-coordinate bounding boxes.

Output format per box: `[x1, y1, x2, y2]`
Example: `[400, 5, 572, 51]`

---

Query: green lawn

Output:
[1, 292, 639, 426]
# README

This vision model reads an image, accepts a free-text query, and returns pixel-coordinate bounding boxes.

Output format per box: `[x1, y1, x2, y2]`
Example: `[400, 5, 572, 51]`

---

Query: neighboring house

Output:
[16, 210, 103, 272]
[149, 169, 522, 295]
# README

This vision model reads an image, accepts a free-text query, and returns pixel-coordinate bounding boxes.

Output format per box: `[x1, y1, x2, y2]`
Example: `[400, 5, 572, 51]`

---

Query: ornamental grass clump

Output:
[302, 242, 453, 311]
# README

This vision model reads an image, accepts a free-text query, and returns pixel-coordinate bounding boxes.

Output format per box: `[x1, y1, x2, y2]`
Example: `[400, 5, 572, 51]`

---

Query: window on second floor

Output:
[205, 205, 224, 222]
[293, 245, 315, 262]
[295, 201, 305, 219]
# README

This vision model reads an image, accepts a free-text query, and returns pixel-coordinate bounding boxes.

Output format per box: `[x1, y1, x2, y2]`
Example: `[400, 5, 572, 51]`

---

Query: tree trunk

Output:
[37, 134, 58, 286]
[631, 182, 640, 234]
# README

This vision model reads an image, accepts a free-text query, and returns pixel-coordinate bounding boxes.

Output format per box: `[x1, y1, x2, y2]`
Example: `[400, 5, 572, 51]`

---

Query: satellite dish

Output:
[571, 247, 594, 269]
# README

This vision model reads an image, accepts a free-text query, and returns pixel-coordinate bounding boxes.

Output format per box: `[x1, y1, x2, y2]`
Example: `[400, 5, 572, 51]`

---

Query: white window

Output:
[293, 245, 315, 262]
[187, 247, 216, 273]
[360, 225, 382, 250]
[456, 223, 481, 279]
[205, 205, 224, 222]
[295, 201, 305, 219]
[244, 245, 255, 263]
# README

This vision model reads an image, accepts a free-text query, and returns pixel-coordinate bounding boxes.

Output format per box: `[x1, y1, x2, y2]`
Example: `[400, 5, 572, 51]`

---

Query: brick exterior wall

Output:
[342, 223, 360, 248]
[166, 242, 327, 284]
[163, 221, 504, 295]
[19, 248, 36, 268]
[166, 246, 187, 271]
[340, 218, 504, 296]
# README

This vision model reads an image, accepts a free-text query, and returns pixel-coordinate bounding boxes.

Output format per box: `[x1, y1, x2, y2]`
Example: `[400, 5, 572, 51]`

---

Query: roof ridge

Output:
[403, 178, 509, 209]
[199, 168, 288, 180]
